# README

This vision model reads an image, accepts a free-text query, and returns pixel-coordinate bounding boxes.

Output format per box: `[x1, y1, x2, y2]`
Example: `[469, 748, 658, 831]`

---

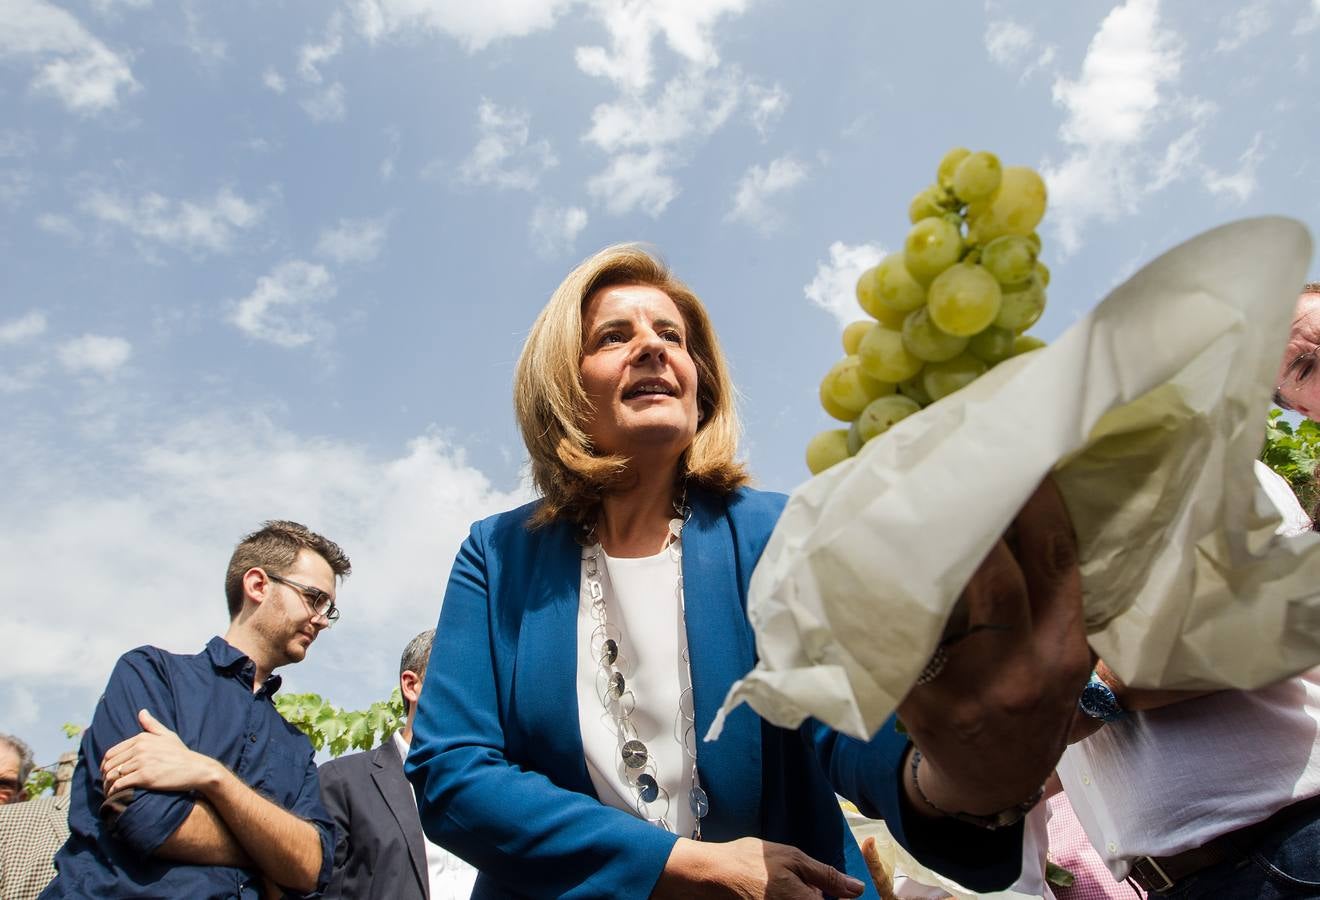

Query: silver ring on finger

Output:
[915, 646, 949, 686]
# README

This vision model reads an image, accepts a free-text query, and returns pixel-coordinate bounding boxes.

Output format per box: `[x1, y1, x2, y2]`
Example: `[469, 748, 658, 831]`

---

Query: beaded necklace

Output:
[583, 500, 709, 839]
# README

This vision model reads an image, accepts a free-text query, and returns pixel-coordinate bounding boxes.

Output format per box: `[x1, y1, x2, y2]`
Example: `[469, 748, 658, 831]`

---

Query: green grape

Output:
[1035, 261, 1050, 287]
[827, 354, 894, 414]
[842, 320, 871, 355]
[1026, 232, 1042, 254]
[856, 395, 921, 443]
[1013, 334, 1047, 355]
[862, 253, 927, 317]
[966, 166, 1047, 243]
[967, 325, 1016, 364]
[846, 420, 864, 456]
[806, 428, 852, 474]
[927, 263, 1003, 337]
[819, 370, 858, 421]
[994, 274, 1046, 332]
[901, 307, 969, 362]
[980, 235, 1038, 286]
[922, 353, 988, 402]
[858, 324, 924, 382]
[904, 217, 963, 285]
[952, 151, 1002, 203]
[898, 374, 932, 407]
[936, 147, 972, 190]
[909, 185, 945, 224]
[856, 265, 917, 327]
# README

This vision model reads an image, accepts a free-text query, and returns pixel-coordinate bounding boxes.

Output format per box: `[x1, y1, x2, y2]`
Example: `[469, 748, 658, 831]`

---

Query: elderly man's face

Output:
[1275, 292, 1320, 422]
[0, 745, 22, 803]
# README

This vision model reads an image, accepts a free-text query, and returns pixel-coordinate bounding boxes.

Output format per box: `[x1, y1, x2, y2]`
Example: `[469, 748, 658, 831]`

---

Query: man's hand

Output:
[101, 709, 221, 797]
[653, 836, 866, 899]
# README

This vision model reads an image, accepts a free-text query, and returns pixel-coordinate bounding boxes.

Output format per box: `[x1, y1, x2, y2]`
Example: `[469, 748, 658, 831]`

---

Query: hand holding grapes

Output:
[895, 478, 1091, 823]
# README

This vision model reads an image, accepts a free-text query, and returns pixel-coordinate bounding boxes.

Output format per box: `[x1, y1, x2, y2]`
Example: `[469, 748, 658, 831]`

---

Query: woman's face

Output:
[579, 283, 700, 460]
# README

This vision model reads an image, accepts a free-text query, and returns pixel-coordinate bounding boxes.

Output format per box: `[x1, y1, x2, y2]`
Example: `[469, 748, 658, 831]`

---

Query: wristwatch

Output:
[1078, 671, 1126, 723]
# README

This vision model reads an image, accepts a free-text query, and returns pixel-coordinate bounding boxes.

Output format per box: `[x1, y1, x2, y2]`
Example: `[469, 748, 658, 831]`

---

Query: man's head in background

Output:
[398, 629, 435, 742]
[0, 734, 34, 803]
[1273, 283, 1320, 421]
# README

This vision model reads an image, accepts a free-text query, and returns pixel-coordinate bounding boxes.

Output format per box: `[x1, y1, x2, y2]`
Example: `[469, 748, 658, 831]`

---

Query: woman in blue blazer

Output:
[406, 244, 1090, 898]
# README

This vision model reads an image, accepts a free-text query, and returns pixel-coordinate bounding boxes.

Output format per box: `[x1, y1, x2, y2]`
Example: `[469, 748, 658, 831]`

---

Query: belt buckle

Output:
[1131, 856, 1176, 893]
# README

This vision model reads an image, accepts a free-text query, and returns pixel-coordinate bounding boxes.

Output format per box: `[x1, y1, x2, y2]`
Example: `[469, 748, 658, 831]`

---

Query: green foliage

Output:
[24, 723, 84, 799]
[275, 688, 406, 758]
[1261, 409, 1320, 512]
[24, 769, 55, 800]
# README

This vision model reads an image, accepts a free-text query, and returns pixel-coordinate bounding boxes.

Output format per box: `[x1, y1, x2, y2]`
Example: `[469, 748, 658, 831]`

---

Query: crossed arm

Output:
[101, 708, 324, 894]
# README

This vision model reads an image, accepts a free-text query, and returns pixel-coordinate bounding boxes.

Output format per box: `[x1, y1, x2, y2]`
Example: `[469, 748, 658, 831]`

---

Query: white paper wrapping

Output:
[712, 217, 1317, 742]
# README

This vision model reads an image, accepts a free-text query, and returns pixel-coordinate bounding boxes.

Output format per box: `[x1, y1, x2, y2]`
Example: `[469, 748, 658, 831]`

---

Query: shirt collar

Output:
[204, 636, 283, 697]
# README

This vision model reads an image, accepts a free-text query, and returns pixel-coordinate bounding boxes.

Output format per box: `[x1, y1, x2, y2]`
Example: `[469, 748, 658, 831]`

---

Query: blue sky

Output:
[3, 0, 1319, 770]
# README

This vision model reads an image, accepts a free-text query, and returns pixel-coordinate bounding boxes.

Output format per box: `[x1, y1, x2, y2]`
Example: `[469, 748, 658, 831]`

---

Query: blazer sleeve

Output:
[317, 759, 353, 899]
[805, 717, 1025, 891]
[405, 522, 679, 900]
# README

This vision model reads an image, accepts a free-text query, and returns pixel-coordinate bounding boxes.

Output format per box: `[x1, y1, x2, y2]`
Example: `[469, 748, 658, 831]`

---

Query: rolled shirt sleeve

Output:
[285, 745, 336, 898]
[93, 649, 198, 857]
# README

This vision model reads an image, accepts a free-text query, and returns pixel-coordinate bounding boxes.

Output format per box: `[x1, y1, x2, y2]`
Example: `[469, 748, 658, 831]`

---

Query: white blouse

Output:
[575, 543, 697, 838]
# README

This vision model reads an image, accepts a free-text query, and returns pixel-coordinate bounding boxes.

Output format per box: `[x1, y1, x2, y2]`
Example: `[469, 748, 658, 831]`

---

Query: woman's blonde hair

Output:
[515, 243, 748, 528]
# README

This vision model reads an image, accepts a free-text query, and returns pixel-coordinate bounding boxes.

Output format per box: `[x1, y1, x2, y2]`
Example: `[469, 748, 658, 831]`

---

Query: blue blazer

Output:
[406, 487, 1021, 898]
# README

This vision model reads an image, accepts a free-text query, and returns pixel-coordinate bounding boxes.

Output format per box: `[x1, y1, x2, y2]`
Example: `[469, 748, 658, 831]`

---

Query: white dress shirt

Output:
[392, 731, 478, 899]
[1057, 462, 1320, 879]
[575, 543, 697, 838]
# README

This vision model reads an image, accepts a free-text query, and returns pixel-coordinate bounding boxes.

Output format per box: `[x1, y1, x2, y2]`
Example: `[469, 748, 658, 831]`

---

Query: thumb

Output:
[138, 709, 170, 735]
[794, 852, 865, 899]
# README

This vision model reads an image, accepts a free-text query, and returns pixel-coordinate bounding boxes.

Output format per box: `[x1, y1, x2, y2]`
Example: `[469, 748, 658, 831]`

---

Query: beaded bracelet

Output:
[909, 748, 1044, 830]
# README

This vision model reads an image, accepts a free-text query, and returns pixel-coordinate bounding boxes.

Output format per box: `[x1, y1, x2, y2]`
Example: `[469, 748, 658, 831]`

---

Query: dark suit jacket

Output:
[320, 737, 428, 900]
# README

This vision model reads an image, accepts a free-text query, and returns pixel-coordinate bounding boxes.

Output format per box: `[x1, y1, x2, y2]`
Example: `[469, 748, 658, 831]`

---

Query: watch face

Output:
[1079, 680, 1123, 722]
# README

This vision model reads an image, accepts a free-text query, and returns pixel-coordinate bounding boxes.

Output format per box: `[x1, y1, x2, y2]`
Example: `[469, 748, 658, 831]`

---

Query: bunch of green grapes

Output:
[807, 147, 1051, 475]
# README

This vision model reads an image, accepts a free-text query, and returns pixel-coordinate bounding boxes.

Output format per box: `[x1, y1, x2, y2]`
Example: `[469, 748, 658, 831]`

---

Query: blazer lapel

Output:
[372, 739, 428, 894]
[511, 521, 597, 796]
[682, 491, 763, 840]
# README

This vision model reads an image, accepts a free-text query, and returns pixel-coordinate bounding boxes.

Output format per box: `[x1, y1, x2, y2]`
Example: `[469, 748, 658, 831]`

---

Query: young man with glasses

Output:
[42, 520, 351, 900]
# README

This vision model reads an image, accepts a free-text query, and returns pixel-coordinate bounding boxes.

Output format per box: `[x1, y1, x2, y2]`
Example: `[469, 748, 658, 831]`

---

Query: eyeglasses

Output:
[266, 571, 340, 625]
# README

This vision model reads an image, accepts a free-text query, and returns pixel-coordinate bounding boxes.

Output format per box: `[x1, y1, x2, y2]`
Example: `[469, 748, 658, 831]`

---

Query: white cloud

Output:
[229, 260, 337, 348]
[182, 5, 226, 64]
[985, 20, 1034, 67]
[1216, 0, 1272, 52]
[80, 186, 266, 256]
[1203, 132, 1267, 203]
[0, 415, 530, 703]
[297, 18, 343, 84]
[351, 0, 576, 52]
[529, 203, 589, 259]
[0, 310, 48, 343]
[0, 169, 34, 208]
[1040, 0, 1188, 253]
[0, 130, 37, 158]
[1295, 0, 1320, 33]
[301, 83, 347, 123]
[583, 66, 742, 155]
[574, 0, 747, 93]
[316, 216, 389, 264]
[458, 100, 557, 190]
[89, 0, 151, 12]
[726, 155, 808, 234]
[746, 82, 788, 138]
[262, 68, 287, 94]
[57, 334, 132, 377]
[36, 211, 81, 240]
[804, 241, 885, 329]
[586, 151, 677, 217]
[0, 364, 46, 394]
[0, 0, 138, 114]
[380, 127, 400, 182]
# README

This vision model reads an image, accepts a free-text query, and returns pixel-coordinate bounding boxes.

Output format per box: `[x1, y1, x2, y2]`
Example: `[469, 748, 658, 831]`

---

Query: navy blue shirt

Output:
[43, 637, 334, 899]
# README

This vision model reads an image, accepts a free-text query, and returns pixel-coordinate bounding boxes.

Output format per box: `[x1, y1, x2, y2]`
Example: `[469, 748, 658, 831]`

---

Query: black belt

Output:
[1129, 793, 1320, 893]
